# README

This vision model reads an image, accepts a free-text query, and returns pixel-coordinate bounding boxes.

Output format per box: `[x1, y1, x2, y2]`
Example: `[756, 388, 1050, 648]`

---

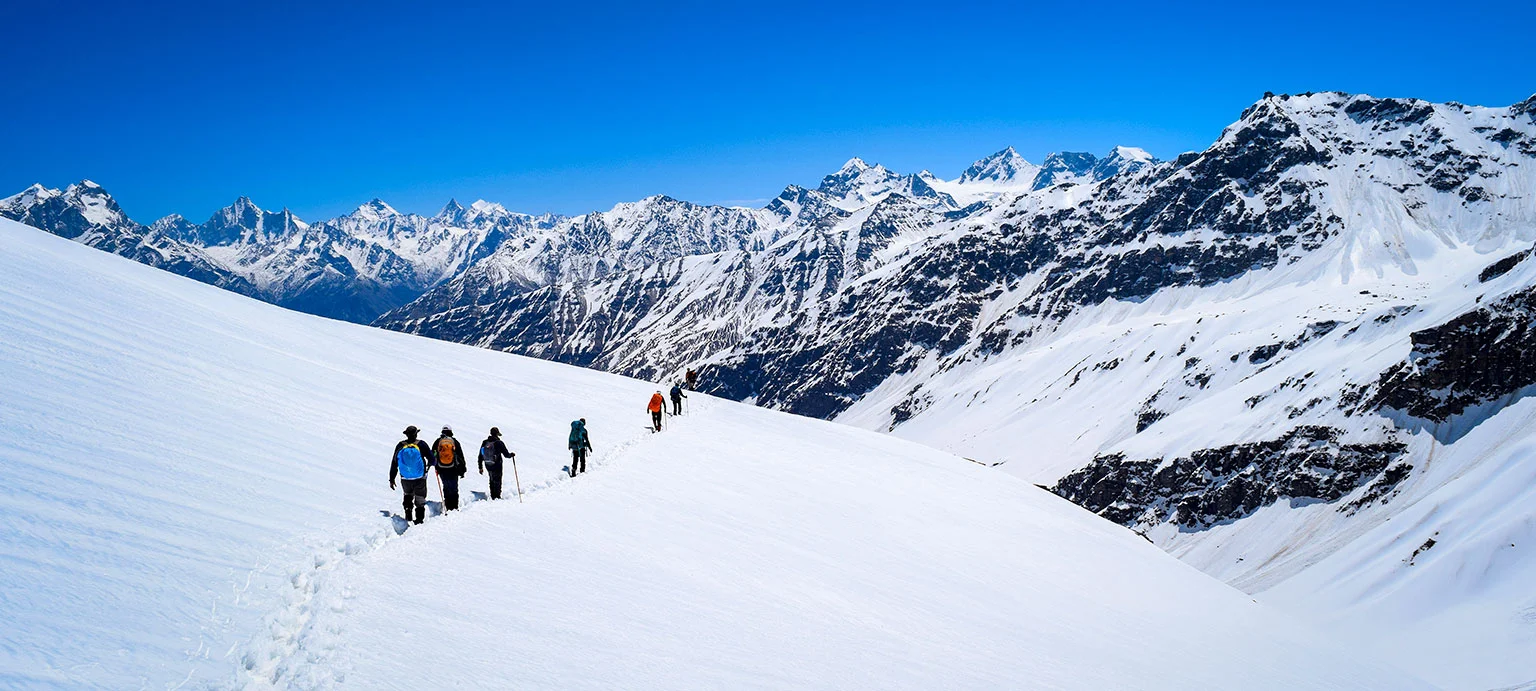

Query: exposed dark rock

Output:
[1052, 426, 1409, 529]
[1478, 246, 1533, 283]
[1370, 286, 1536, 435]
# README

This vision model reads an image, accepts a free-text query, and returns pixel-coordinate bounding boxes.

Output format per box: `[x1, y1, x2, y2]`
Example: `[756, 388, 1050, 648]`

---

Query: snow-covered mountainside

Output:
[0, 216, 1425, 688]
[379, 91, 1536, 688]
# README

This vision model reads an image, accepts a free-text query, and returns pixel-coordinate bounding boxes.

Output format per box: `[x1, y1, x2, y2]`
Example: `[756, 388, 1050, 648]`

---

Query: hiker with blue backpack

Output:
[389, 425, 434, 524]
[569, 418, 592, 477]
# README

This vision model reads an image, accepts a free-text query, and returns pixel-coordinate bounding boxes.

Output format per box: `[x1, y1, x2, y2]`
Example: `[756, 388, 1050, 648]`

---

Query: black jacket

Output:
[670, 385, 685, 400]
[389, 439, 434, 483]
[431, 435, 467, 477]
[478, 436, 512, 472]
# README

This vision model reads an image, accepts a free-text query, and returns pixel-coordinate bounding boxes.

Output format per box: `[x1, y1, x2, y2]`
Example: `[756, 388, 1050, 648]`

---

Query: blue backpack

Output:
[396, 442, 426, 480]
[569, 420, 587, 449]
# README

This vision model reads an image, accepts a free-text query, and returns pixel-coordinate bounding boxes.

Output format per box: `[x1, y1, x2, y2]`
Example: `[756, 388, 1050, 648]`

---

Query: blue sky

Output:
[5, 0, 1532, 222]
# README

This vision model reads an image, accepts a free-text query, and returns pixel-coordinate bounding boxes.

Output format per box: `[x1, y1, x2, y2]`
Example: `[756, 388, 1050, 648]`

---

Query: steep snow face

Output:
[0, 217, 1426, 689]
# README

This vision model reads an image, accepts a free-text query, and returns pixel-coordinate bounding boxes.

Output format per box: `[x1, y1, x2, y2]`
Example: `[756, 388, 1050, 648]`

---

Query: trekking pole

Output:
[434, 470, 445, 513]
[511, 454, 524, 504]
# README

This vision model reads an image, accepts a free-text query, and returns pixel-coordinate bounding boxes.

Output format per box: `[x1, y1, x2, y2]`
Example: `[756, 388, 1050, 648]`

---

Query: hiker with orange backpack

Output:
[389, 425, 433, 524]
[648, 391, 666, 432]
[432, 425, 467, 510]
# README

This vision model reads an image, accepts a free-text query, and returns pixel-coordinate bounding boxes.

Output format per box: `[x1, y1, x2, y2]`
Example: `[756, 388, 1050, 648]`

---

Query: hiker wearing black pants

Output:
[389, 425, 433, 524]
[670, 383, 686, 415]
[478, 427, 514, 500]
[569, 418, 592, 477]
[432, 426, 467, 510]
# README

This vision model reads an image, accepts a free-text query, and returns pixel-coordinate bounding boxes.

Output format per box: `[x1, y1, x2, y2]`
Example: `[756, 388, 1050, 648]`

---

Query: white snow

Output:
[0, 217, 1425, 688]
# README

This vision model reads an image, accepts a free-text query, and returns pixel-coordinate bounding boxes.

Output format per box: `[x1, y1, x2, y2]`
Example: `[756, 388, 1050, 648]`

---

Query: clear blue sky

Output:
[5, 0, 1532, 223]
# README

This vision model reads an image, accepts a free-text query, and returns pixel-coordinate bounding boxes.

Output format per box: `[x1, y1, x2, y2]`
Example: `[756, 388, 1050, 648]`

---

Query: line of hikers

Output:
[388, 372, 701, 525]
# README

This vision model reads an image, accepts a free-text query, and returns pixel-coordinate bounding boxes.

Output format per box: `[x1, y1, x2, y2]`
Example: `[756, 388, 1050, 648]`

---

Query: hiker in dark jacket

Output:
[685, 368, 698, 391]
[478, 427, 514, 500]
[432, 426, 467, 510]
[569, 418, 592, 477]
[389, 425, 433, 524]
[669, 383, 686, 415]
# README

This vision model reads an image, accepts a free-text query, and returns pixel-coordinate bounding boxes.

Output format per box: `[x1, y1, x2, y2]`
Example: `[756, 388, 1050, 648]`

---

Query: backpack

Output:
[480, 439, 500, 465]
[436, 438, 457, 468]
[569, 421, 586, 449]
[396, 443, 426, 480]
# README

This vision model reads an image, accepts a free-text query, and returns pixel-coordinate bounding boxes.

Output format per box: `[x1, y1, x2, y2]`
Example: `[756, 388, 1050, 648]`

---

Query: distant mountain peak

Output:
[1031, 152, 1099, 190]
[1090, 146, 1158, 181]
[353, 198, 400, 220]
[837, 157, 870, 174]
[819, 157, 898, 198]
[959, 147, 1038, 185]
[470, 199, 506, 215]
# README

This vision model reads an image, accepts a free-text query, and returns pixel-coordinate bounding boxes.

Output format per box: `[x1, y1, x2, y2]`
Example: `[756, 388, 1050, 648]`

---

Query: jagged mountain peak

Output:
[819, 158, 901, 200]
[836, 157, 870, 174]
[1, 183, 60, 208]
[958, 146, 1038, 185]
[439, 198, 466, 215]
[1031, 151, 1099, 190]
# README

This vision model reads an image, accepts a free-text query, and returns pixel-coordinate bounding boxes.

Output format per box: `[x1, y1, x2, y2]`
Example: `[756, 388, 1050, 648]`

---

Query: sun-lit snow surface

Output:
[0, 217, 1426, 689]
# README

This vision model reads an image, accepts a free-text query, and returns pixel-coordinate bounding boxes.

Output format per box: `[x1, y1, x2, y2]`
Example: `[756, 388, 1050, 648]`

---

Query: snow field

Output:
[0, 218, 1427, 688]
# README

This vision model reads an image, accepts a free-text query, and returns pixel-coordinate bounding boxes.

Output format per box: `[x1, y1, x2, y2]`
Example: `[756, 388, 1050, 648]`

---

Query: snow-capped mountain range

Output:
[8, 91, 1536, 686]
[0, 185, 562, 323]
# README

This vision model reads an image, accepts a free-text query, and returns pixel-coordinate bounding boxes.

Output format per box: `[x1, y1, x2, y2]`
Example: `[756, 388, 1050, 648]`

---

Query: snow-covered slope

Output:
[374, 91, 1536, 688]
[0, 217, 1423, 688]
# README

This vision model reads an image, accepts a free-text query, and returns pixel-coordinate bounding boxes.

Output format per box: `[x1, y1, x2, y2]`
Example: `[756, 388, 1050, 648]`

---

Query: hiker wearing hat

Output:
[389, 425, 434, 524]
[478, 427, 514, 500]
[433, 425, 468, 511]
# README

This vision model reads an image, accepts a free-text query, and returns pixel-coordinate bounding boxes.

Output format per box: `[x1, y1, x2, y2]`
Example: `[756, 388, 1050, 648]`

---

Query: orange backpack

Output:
[436, 438, 456, 467]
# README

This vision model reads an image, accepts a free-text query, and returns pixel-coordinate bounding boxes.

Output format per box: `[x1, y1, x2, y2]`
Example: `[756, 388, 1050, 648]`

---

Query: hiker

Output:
[433, 425, 467, 510]
[569, 418, 592, 477]
[648, 391, 666, 431]
[670, 382, 686, 415]
[478, 427, 514, 500]
[685, 368, 698, 391]
[389, 425, 433, 524]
